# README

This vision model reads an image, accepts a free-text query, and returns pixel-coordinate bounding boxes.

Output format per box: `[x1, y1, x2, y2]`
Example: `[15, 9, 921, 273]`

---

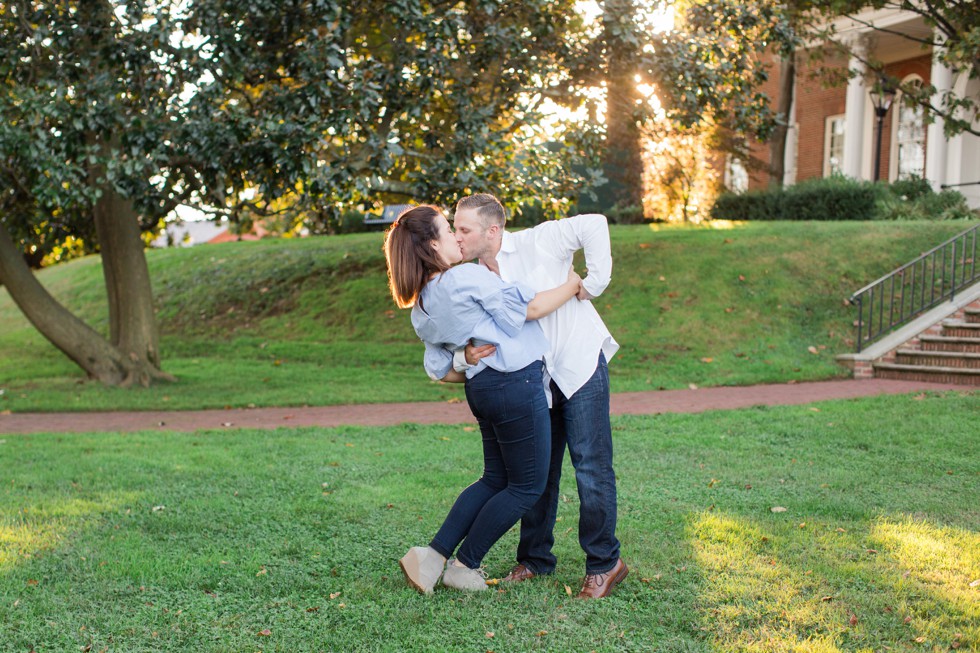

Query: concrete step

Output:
[942, 320, 980, 338]
[873, 362, 980, 386]
[920, 335, 980, 354]
[895, 349, 980, 369]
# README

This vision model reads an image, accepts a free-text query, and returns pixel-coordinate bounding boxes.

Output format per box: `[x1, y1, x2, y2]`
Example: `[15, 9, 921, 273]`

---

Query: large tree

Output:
[0, 0, 595, 386]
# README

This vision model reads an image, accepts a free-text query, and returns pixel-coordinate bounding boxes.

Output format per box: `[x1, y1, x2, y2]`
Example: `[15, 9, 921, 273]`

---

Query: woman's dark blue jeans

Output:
[429, 360, 550, 569]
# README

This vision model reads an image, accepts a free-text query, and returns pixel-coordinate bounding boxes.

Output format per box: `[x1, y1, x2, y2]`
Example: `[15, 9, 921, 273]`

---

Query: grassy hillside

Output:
[0, 220, 975, 412]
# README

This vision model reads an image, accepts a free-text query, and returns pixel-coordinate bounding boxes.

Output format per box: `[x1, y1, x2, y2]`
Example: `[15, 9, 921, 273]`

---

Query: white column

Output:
[843, 50, 868, 179]
[784, 73, 798, 186]
[925, 38, 952, 190]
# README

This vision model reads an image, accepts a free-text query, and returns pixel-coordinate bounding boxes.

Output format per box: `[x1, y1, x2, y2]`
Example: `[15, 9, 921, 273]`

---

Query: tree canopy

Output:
[0, 0, 600, 385]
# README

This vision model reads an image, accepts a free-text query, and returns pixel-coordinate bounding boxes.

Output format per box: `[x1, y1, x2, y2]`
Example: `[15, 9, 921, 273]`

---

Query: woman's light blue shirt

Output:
[411, 263, 549, 381]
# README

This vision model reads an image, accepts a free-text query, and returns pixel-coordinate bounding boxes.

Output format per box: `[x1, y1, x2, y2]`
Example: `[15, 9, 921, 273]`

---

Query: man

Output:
[451, 193, 626, 599]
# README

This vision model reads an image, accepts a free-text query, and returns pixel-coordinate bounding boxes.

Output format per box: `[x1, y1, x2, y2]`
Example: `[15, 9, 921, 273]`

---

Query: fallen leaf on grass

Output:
[807, 346, 819, 354]
[968, 579, 980, 587]
[820, 596, 833, 601]
[257, 629, 272, 637]
[770, 506, 787, 513]
[536, 631, 548, 637]
[446, 397, 462, 404]
[329, 592, 341, 599]
[486, 632, 494, 638]
[849, 613, 858, 626]
[564, 584, 572, 596]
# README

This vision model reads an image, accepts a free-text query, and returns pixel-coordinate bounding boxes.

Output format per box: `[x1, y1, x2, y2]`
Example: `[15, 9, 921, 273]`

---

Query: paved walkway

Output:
[0, 379, 970, 435]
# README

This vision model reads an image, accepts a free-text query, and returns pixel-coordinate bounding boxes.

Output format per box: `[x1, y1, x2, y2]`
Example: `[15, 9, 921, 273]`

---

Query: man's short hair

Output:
[455, 193, 506, 229]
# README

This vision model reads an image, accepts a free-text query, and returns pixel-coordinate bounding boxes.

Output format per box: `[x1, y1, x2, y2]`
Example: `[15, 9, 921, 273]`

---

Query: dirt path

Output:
[0, 379, 969, 435]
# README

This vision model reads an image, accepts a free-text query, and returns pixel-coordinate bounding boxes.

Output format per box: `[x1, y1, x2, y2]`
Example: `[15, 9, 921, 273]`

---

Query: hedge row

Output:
[710, 175, 974, 222]
[710, 176, 881, 221]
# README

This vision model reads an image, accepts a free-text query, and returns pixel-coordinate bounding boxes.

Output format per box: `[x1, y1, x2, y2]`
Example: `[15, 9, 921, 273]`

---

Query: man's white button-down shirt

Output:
[495, 213, 619, 400]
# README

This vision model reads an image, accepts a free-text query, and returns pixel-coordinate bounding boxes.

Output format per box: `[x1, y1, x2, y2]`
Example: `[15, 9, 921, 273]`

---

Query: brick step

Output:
[895, 349, 980, 369]
[920, 335, 980, 354]
[942, 320, 980, 338]
[965, 307, 980, 324]
[874, 362, 980, 386]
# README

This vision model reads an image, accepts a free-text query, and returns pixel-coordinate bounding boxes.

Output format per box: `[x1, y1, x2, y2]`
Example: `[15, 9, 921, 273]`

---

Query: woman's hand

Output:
[465, 342, 497, 366]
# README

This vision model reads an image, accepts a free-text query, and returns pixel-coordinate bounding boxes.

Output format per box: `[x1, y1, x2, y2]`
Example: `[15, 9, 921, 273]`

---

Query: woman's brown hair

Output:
[383, 205, 452, 308]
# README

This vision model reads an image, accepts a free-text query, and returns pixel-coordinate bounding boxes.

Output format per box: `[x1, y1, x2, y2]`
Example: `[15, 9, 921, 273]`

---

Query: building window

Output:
[894, 95, 926, 180]
[823, 115, 845, 176]
[725, 155, 748, 193]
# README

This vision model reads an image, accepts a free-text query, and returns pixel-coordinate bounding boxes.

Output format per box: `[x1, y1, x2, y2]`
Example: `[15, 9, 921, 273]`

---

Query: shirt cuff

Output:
[453, 348, 472, 373]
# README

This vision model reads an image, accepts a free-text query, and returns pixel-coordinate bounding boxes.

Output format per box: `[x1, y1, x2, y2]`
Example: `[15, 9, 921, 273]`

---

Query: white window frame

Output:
[890, 75, 926, 181]
[823, 114, 846, 177]
[725, 154, 748, 193]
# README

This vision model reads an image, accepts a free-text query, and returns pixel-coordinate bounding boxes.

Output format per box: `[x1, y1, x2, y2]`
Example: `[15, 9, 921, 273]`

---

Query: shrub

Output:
[707, 176, 976, 222]
[780, 176, 880, 221]
[710, 190, 779, 221]
[888, 176, 933, 202]
[876, 178, 975, 221]
[606, 203, 646, 224]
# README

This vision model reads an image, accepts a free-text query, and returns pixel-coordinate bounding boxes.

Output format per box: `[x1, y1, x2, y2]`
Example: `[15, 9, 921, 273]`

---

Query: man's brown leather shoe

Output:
[501, 563, 537, 583]
[577, 559, 628, 599]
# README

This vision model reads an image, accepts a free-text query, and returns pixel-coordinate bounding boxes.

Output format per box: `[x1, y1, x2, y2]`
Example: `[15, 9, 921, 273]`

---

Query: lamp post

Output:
[869, 77, 897, 182]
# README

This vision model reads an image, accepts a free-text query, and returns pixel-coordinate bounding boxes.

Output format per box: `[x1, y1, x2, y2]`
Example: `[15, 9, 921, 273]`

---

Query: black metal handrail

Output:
[850, 222, 980, 352]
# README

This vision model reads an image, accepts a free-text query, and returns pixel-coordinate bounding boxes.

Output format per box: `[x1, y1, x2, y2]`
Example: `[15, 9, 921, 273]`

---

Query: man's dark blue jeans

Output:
[516, 353, 620, 574]
[429, 360, 550, 569]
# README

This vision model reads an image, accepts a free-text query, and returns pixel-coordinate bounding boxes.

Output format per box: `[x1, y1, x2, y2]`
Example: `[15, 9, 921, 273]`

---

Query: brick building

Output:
[724, 7, 980, 209]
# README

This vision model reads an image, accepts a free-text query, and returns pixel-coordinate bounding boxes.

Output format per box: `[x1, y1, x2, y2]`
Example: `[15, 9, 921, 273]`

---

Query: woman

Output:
[384, 205, 581, 594]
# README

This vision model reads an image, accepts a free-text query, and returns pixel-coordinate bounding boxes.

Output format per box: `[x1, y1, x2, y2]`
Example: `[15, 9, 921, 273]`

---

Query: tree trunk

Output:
[0, 219, 131, 384]
[769, 50, 796, 188]
[92, 183, 162, 367]
[86, 132, 170, 386]
[602, 0, 645, 220]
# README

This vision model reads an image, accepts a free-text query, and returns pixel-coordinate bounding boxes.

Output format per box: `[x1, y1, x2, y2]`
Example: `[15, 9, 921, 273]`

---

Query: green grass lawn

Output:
[0, 220, 976, 413]
[2, 391, 977, 652]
